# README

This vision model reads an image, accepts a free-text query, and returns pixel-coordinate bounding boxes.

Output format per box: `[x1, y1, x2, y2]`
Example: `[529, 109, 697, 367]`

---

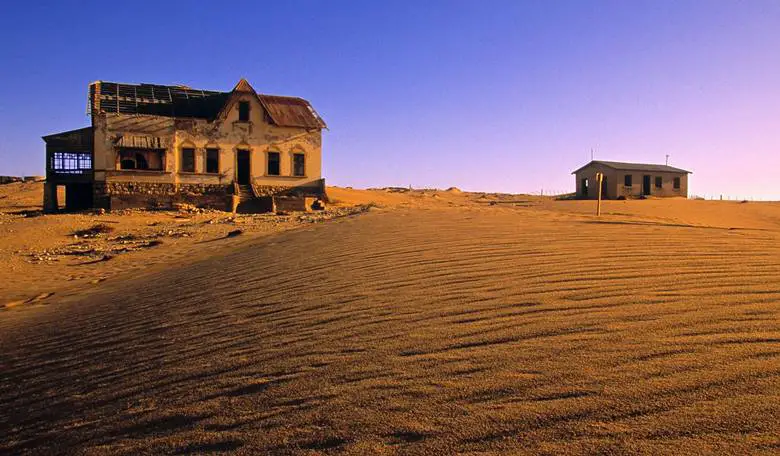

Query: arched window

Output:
[180, 148, 195, 172]
[120, 150, 136, 169]
[267, 151, 280, 175]
[293, 152, 305, 176]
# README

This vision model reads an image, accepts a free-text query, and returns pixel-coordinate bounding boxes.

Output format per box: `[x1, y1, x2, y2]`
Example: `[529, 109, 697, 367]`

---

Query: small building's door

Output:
[642, 175, 651, 196]
[601, 176, 608, 199]
[236, 150, 250, 185]
[581, 178, 588, 197]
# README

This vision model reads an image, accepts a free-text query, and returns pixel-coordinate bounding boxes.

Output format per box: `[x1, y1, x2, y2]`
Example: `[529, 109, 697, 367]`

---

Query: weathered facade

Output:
[572, 160, 691, 199]
[43, 79, 327, 212]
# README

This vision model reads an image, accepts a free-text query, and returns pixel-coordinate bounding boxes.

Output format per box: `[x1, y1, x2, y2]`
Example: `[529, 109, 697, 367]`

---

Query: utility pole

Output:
[665, 154, 669, 166]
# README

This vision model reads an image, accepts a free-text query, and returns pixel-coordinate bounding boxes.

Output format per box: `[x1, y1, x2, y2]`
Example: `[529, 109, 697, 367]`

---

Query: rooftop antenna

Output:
[665, 154, 670, 166]
[591, 148, 594, 161]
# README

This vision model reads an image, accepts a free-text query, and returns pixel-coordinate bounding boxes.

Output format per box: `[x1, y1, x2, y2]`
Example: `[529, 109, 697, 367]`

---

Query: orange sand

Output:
[1, 183, 779, 454]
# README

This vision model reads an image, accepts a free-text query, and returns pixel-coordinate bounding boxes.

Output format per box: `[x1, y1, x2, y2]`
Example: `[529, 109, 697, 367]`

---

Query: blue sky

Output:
[1, 1, 779, 198]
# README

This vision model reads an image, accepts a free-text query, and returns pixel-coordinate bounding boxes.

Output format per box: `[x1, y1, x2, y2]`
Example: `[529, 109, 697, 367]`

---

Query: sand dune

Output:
[1, 185, 779, 454]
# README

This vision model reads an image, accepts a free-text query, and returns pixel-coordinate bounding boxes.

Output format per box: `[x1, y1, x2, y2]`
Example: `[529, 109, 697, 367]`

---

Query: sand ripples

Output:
[1, 207, 779, 454]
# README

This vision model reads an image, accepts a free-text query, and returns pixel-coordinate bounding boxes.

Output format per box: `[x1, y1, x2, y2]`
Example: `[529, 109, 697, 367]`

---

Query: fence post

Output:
[596, 172, 604, 216]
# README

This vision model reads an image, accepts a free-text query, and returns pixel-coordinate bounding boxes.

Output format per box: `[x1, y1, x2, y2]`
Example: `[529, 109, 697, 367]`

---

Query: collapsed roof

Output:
[572, 160, 691, 174]
[88, 79, 326, 130]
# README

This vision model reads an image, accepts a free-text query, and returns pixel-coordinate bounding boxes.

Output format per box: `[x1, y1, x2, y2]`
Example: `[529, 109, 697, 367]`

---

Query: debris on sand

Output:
[312, 199, 326, 211]
[226, 230, 243, 238]
[73, 224, 115, 238]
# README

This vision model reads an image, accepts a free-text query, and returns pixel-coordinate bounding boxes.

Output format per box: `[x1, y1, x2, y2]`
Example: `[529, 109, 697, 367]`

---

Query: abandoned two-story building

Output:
[573, 160, 691, 199]
[42, 79, 326, 212]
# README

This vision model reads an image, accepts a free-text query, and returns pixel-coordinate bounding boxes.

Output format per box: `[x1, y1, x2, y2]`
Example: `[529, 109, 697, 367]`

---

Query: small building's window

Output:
[624, 174, 633, 187]
[238, 101, 250, 122]
[181, 148, 195, 173]
[655, 176, 662, 188]
[293, 153, 305, 176]
[118, 148, 163, 170]
[674, 177, 681, 189]
[206, 148, 219, 174]
[267, 151, 280, 175]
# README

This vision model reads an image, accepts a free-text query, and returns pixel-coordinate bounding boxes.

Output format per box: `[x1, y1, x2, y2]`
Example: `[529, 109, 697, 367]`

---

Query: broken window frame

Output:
[292, 153, 306, 177]
[50, 152, 92, 174]
[206, 148, 220, 174]
[117, 148, 164, 171]
[238, 101, 250, 122]
[267, 151, 281, 176]
[180, 148, 196, 173]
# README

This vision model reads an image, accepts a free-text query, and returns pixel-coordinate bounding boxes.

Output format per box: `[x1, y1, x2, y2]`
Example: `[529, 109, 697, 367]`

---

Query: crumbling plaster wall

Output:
[93, 114, 176, 183]
[172, 93, 322, 190]
[91, 92, 323, 211]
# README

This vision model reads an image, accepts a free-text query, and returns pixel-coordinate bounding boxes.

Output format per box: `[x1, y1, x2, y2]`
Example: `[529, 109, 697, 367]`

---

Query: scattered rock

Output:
[73, 224, 115, 238]
[26, 292, 54, 304]
[0, 176, 23, 185]
[226, 230, 243, 238]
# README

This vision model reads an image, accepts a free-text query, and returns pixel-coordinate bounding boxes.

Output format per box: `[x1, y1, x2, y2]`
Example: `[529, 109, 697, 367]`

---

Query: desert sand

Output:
[1, 183, 779, 454]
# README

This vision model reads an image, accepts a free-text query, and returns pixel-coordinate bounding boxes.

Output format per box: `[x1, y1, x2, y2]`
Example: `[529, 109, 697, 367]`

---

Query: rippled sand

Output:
[1, 188, 779, 454]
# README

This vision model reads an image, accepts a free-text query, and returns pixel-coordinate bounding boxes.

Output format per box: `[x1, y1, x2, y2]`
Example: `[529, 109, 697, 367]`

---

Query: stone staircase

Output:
[237, 184, 254, 203]
[234, 184, 274, 213]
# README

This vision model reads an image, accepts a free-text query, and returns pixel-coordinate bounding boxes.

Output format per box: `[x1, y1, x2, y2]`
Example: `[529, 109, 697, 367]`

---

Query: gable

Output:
[217, 92, 268, 124]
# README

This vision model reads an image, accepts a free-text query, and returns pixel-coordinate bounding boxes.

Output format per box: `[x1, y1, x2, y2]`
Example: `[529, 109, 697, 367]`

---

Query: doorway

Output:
[65, 183, 94, 211]
[600, 176, 608, 199]
[642, 175, 651, 196]
[236, 150, 250, 185]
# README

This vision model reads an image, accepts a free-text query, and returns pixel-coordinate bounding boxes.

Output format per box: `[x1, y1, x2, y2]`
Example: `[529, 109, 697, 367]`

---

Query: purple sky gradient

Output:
[1, 1, 778, 198]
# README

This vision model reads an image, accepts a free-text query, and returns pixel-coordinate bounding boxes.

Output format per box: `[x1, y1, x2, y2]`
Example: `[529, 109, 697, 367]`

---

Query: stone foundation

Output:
[94, 182, 231, 211]
[275, 196, 317, 213]
[252, 178, 326, 198]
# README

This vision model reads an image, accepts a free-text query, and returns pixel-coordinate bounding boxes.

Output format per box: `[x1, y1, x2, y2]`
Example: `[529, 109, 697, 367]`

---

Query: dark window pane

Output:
[135, 153, 149, 170]
[267, 152, 280, 175]
[674, 177, 681, 189]
[181, 148, 195, 172]
[624, 175, 632, 187]
[655, 176, 662, 188]
[238, 101, 250, 122]
[293, 153, 305, 176]
[206, 149, 219, 174]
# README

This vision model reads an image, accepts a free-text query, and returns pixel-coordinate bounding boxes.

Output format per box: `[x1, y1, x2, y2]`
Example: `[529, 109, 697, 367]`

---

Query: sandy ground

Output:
[1, 183, 779, 454]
